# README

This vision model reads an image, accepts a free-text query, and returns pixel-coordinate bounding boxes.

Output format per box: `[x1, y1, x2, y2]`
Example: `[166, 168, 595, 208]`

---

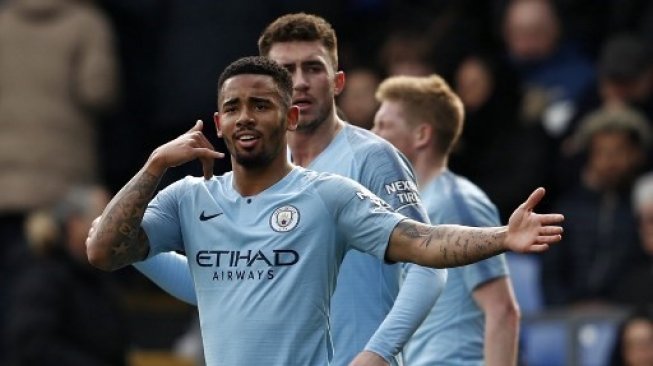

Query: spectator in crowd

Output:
[612, 172, 653, 305]
[557, 34, 653, 200]
[450, 54, 550, 221]
[4, 186, 128, 366]
[607, 0, 653, 47]
[570, 34, 653, 141]
[0, 0, 119, 359]
[597, 34, 653, 119]
[542, 107, 650, 306]
[610, 307, 653, 366]
[502, 0, 595, 138]
[378, 30, 434, 76]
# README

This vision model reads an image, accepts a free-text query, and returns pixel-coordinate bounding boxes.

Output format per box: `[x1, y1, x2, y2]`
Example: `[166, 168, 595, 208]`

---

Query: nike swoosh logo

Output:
[199, 211, 223, 221]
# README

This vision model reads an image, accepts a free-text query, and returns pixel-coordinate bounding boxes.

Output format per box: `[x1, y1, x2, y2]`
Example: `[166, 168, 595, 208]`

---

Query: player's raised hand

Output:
[147, 120, 224, 179]
[505, 187, 564, 253]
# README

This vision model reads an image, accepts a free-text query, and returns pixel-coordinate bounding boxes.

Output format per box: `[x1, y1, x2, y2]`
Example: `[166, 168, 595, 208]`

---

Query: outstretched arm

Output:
[386, 188, 564, 267]
[87, 121, 222, 271]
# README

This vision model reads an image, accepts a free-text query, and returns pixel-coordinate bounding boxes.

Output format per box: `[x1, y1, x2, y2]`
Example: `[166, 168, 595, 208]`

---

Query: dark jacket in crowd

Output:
[542, 185, 645, 306]
[4, 249, 128, 366]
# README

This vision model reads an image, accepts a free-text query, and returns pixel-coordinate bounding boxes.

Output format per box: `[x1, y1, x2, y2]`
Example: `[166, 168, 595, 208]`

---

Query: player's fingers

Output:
[187, 119, 203, 134]
[195, 131, 215, 150]
[186, 133, 207, 150]
[202, 157, 214, 180]
[538, 213, 565, 225]
[185, 132, 216, 157]
[527, 244, 550, 253]
[539, 226, 563, 236]
[536, 235, 562, 244]
[521, 187, 545, 211]
[193, 148, 224, 180]
[193, 147, 224, 160]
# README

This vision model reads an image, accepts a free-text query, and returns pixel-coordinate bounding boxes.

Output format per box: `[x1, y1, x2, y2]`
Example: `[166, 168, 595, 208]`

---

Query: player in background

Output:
[372, 74, 520, 365]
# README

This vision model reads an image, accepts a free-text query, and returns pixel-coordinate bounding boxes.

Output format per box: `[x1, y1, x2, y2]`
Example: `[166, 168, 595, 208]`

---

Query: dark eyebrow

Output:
[222, 97, 239, 107]
[302, 60, 326, 68]
[249, 96, 273, 104]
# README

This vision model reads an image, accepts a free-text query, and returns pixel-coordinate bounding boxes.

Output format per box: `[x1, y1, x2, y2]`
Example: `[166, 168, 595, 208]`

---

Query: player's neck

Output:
[413, 152, 447, 187]
[231, 150, 294, 197]
[287, 110, 344, 167]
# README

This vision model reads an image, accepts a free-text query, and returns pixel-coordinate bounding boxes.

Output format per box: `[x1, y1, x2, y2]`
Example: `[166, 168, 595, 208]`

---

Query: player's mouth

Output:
[293, 96, 313, 111]
[234, 131, 261, 149]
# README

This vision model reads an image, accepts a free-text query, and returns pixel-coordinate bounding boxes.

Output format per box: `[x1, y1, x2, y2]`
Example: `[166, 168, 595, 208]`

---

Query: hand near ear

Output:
[148, 120, 225, 179]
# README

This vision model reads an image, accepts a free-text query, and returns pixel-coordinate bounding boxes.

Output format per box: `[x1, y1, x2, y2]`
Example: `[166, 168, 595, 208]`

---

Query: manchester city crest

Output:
[270, 205, 300, 232]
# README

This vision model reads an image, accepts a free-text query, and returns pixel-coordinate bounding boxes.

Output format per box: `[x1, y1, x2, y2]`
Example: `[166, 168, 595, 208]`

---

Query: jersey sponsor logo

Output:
[196, 249, 299, 267]
[384, 180, 421, 206]
[356, 190, 392, 212]
[195, 249, 300, 282]
[270, 205, 300, 232]
[199, 211, 223, 221]
[211, 269, 274, 281]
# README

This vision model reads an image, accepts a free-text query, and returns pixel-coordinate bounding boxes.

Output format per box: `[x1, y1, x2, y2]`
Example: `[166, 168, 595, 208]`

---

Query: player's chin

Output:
[297, 111, 317, 125]
[233, 144, 259, 156]
[234, 152, 270, 168]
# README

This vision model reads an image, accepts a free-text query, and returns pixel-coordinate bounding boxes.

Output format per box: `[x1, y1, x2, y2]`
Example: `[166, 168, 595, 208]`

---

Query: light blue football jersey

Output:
[142, 166, 406, 366]
[304, 124, 429, 366]
[404, 170, 509, 365]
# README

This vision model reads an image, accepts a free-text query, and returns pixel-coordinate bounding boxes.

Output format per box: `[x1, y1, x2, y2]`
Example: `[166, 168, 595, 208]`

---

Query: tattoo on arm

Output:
[394, 220, 505, 267]
[98, 170, 160, 269]
[397, 221, 436, 248]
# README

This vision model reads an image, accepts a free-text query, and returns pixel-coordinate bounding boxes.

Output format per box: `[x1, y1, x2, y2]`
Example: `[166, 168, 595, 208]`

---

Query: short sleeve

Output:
[316, 175, 405, 260]
[359, 144, 429, 223]
[463, 254, 509, 290]
[451, 197, 509, 290]
[142, 179, 186, 256]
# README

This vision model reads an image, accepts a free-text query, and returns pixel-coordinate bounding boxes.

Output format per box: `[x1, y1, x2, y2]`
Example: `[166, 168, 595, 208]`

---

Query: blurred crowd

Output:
[1, 0, 653, 365]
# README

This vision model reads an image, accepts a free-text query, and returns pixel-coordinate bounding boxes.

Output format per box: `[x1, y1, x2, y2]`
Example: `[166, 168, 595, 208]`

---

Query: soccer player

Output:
[87, 56, 563, 366]
[136, 13, 447, 366]
[372, 74, 520, 365]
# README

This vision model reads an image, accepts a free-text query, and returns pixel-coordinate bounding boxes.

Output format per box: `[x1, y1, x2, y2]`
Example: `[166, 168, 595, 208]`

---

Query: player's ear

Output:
[414, 122, 432, 150]
[334, 71, 345, 96]
[213, 112, 223, 138]
[286, 106, 299, 131]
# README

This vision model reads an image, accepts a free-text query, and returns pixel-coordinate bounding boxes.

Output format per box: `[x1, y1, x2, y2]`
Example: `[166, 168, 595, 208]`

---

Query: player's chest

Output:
[180, 195, 338, 289]
[178, 196, 327, 252]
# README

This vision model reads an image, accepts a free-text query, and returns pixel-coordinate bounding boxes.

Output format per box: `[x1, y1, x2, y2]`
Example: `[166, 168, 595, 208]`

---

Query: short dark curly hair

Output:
[258, 13, 338, 70]
[217, 56, 293, 108]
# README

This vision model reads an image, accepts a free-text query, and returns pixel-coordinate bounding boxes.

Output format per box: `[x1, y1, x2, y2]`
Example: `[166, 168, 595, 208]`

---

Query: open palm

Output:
[506, 188, 564, 253]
